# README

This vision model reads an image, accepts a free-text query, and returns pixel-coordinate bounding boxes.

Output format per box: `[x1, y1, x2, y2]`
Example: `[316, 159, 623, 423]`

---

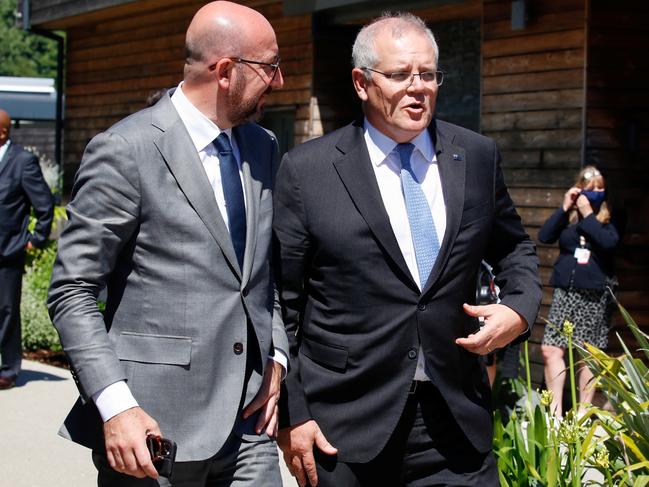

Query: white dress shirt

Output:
[364, 120, 446, 381]
[0, 139, 11, 162]
[93, 84, 286, 421]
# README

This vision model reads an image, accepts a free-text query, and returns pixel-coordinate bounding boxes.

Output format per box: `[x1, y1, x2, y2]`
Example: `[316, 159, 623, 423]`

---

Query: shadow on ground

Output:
[15, 369, 67, 386]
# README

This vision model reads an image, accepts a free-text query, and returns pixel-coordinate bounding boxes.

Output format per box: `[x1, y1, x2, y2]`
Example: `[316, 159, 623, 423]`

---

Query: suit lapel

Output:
[152, 98, 242, 280]
[234, 127, 261, 289]
[422, 122, 465, 294]
[332, 123, 419, 292]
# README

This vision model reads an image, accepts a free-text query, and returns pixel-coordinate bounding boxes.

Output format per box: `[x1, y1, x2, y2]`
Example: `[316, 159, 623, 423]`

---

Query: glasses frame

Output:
[228, 55, 281, 81]
[363, 67, 444, 87]
[146, 434, 173, 462]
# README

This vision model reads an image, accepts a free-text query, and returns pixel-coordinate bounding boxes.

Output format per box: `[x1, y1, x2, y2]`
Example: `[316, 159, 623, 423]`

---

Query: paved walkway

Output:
[0, 360, 296, 486]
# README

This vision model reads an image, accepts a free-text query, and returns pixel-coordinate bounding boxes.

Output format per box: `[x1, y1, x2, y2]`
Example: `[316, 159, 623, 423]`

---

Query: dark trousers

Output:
[314, 382, 498, 487]
[0, 255, 24, 379]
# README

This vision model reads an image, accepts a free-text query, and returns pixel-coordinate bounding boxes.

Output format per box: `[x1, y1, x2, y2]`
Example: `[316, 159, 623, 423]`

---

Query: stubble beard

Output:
[227, 76, 269, 126]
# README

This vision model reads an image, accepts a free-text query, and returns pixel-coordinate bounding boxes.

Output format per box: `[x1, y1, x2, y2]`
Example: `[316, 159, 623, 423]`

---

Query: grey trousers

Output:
[93, 433, 282, 487]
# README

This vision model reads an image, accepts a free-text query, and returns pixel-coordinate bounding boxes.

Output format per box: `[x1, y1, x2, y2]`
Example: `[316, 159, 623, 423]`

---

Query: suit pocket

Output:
[116, 332, 192, 365]
[301, 336, 348, 371]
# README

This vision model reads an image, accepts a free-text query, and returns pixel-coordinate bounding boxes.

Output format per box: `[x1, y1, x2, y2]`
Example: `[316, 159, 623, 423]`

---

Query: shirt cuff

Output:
[92, 381, 139, 422]
[270, 348, 288, 380]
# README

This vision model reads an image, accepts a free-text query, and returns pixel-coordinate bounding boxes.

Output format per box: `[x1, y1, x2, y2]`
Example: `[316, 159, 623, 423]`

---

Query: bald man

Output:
[0, 109, 53, 390]
[48, 2, 288, 485]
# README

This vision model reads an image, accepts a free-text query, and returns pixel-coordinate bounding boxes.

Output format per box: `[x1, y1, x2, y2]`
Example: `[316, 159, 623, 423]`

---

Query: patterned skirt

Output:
[543, 287, 613, 349]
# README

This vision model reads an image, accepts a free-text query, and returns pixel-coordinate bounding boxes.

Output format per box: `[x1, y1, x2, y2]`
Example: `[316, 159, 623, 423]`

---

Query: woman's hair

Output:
[572, 165, 611, 224]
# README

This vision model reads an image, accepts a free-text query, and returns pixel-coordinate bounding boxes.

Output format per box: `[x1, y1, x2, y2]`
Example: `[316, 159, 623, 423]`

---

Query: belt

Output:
[408, 380, 433, 395]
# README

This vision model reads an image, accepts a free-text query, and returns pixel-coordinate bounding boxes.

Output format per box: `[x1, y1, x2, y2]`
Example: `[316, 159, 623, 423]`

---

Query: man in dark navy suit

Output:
[0, 109, 53, 389]
[274, 13, 541, 486]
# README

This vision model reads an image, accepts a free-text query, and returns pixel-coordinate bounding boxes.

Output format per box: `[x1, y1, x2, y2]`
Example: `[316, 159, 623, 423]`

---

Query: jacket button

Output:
[408, 348, 417, 360]
[418, 303, 426, 311]
[233, 342, 244, 355]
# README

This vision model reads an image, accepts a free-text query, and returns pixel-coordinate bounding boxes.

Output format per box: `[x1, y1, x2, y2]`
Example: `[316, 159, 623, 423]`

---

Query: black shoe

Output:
[0, 376, 16, 390]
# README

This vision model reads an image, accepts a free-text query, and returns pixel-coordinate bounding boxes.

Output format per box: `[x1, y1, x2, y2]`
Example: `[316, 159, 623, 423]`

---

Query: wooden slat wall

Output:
[585, 0, 649, 350]
[482, 0, 587, 383]
[309, 24, 361, 141]
[61, 0, 312, 190]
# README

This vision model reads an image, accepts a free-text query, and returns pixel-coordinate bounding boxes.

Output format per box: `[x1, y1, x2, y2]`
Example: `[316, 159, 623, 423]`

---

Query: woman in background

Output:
[539, 165, 619, 417]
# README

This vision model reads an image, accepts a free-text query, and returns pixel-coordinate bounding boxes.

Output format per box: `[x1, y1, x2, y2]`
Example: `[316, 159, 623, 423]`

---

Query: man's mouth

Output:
[404, 101, 424, 113]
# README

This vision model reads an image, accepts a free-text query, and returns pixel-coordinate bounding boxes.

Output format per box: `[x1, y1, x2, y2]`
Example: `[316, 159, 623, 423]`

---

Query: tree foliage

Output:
[0, 0, 58, 78]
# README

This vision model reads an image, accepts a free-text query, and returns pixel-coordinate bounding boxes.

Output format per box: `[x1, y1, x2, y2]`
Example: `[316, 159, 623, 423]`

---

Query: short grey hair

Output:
[351, 12, 439, 77]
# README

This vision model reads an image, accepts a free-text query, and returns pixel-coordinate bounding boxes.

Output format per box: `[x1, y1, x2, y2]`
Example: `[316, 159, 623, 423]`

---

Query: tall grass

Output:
[493, 299, 649, 486]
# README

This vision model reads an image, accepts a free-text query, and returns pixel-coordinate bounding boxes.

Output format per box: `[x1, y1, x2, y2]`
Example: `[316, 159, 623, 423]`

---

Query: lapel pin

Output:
[452, 154, 463, 161]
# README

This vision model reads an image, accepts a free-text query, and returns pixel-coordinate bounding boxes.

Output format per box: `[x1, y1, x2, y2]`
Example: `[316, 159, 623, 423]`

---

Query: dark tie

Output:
[213, 132, 246, 270]
[396, 143, 440, 288]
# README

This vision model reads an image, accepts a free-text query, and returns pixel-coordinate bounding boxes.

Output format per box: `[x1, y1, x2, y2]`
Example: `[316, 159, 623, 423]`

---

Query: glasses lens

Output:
[160, 439, 172, 456]
[390, 72, 412, 83]
[147, 435, 161, 458]
[420, 72, 437, 83]
[270, 58, 280, 79]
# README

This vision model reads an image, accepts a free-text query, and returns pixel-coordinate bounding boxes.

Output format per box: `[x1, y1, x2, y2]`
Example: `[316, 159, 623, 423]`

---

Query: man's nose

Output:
[271, 66, 284, 89]
[406, 73, 426, 91]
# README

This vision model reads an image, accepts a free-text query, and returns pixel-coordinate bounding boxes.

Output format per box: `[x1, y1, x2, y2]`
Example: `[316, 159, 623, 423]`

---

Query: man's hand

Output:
[242, 359, 283, 437]
[455, 303, 527, 356]
[278, 420, 337, 487]
[103, 406, 161, 479]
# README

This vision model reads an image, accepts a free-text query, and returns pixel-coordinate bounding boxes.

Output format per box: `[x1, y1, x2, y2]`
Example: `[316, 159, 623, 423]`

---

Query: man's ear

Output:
[214, 58, 235, 90]
[351, 68, 370, 101]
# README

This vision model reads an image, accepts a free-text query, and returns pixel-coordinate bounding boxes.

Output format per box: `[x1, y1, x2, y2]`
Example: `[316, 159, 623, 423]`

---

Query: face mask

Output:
[581, 190, 606, 209]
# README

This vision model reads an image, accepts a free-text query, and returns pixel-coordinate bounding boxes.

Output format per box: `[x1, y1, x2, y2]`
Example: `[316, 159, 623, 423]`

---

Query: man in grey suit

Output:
[48, 2, 288, 485]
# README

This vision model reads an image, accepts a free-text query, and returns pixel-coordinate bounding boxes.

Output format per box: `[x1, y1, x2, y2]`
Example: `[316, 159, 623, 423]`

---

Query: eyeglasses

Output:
[146, 434, 174, 463]
[363, 68, 444, 87]
[228, 55, 281, 81]
[583, 170, 601, 180]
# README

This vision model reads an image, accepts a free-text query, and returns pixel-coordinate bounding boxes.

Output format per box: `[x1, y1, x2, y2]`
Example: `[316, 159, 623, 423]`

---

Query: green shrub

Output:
[20, 240, 61, 351]
[21, 146, 65, 352]
[494, 301, 649, 486]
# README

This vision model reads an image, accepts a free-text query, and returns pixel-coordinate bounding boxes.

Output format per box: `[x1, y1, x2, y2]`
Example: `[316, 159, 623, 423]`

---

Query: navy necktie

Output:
[396, 143, 440, 288]
[214, 132, 246, 270]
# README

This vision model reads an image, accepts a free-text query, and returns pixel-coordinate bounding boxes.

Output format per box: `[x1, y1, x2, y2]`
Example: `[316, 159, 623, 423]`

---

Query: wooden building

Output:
[22, 0, 649, 383]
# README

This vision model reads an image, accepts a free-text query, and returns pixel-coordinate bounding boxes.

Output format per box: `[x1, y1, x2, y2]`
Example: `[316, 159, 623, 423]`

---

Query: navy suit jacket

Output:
[538, 208, 618, 290]
[273, 119, 541, 461]
[0, 142, 53, 262]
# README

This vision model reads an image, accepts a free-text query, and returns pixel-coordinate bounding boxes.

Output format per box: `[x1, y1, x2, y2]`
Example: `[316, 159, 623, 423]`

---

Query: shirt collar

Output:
[0, 139, 11, 162]
[363, 118, 435, 167]
[170, 82, 232, 153]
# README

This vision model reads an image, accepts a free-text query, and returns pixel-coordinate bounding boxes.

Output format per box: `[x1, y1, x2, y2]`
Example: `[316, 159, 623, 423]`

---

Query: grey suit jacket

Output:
[48, 94, 288, 461]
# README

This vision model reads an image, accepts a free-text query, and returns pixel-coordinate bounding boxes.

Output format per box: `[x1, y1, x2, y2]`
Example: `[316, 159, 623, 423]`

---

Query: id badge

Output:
[574, 247, 591, 264]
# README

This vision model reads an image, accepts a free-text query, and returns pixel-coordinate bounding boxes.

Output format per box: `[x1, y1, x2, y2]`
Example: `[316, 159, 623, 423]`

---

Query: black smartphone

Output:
[146, 434, 177, 478]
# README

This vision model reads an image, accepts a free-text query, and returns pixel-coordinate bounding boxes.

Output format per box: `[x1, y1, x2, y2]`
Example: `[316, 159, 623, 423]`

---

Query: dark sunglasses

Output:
[146, 434, 177, 478]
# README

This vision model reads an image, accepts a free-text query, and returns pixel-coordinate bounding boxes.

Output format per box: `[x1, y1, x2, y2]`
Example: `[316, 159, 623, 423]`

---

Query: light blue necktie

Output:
[397, 143, 440, 288]
[214, 132, 246, 270]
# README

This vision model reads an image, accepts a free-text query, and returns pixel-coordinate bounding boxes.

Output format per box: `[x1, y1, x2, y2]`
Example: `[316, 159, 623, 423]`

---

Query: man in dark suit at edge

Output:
[0, 109, 54, 390]
[274, 12, 542, 486]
